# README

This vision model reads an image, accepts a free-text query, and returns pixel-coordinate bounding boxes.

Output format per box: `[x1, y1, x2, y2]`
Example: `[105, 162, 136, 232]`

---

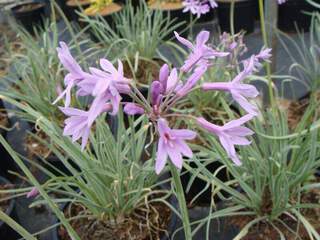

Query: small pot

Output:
[217, 0, 255, 34]
[11, 1, 46, 34]
[66, 0, 91, 21]
[148, 1, 190, 41]
[278, 0, 317, 33]
[53, 190, 178, 240]
[0, 176, 20, 240]
[0, 100, 17, 180]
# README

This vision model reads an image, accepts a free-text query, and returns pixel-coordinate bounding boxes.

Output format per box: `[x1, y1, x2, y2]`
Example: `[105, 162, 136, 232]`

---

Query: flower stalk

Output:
[258, 0, 275, 109]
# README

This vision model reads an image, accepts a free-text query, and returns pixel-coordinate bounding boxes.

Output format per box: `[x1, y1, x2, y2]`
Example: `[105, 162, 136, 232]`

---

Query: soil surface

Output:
[123, 58, 165, 85]
[148, 1, 183, 10]
[24, 129, 52, 159]
[229, 188, 320, 240]
[278, 91, 320, 129]
[58, 200, 172, 240]
[0, 184, 12, 213]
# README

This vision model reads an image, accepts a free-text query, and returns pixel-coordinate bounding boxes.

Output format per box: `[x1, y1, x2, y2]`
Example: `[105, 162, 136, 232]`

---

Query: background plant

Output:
[187, 107, 320, 239]
[79, 1, 186, 61]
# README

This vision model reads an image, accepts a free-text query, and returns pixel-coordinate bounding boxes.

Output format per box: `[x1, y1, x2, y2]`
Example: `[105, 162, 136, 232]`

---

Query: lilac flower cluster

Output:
[183, 0, 287, 17]
[55, 31, 271, 174]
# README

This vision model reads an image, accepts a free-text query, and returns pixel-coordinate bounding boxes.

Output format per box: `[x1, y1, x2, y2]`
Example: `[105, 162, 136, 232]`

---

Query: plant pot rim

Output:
[0, 176, 15, 229]
[11, 2, 45, 13]
[148, 1, 184, 11]
[66, 0, 92, 7]
[84, 2, 123, 17]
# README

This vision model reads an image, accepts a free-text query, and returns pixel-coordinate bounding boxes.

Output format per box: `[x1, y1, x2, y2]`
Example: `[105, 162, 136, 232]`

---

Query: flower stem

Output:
[258, 0, 275, 109]
[170, 164, 192, 240]
[230, 0, 235, 36]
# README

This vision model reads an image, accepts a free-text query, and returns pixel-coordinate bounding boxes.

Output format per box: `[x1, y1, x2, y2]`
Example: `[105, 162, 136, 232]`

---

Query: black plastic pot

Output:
[0, 100, 17, 180]
[181, 159, 232, 205]
[11, 1, 46, 34]
[278, 0, 318, 33]
[53, 190, 178, 240]
[0, 176, 20, 240]
[217, 0, 255, 34]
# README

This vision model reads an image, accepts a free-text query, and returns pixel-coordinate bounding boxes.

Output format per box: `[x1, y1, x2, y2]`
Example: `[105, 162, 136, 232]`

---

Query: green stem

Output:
[258, 0, 275, 109]
[170, 164, 192, 240]
[230, 0, 235, 36]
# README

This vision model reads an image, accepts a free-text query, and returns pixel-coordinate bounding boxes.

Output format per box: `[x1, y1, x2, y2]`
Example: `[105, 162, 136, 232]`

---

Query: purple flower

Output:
[196, 114, 254, 165]
[53, 42, 91, 107]
[77, 59, 131, 98]
[60, 105, 111, 150]
[26, 187, 39, 198]
[177, 65, 207, 97]
[156, 119, 196, 174]
[124, 103, 145, 115]
[202, 56, 259, 115]
[158, 64, 180, 94]
[175, 31, 229, 72]
[182, 0, 218, 17]
[183, 0, 210, 17]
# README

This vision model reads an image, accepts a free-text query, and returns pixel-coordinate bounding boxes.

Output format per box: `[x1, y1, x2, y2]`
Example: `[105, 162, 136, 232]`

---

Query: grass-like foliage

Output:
[79, 0, 186, 60]
[188, 107, 320, 239]
[277, 12, 320, 94]
[2, 7, 98, 124]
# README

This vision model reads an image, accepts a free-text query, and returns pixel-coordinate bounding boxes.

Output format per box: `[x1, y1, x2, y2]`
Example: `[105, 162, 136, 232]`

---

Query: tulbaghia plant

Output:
[54, 29, 271, 238]
[80, 2, 184, 60]
[189, 108, 320, 239]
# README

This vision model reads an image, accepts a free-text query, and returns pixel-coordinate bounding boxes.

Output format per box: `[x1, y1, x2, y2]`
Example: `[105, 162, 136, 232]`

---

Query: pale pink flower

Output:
[196, 114, 254, 165]
[202, 56, 259, 115]
[175, 31, 229, 72]
[26, 187, 39, 198]
[60, 105, 111, 150]
[53, 42, 91, 107]
[156, 119, 196, 174]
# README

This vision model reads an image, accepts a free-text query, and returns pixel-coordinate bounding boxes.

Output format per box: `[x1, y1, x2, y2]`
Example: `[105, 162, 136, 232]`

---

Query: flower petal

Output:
[155, 138, 168, 174]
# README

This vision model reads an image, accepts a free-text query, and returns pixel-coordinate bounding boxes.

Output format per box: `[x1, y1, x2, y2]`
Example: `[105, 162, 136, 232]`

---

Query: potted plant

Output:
[191, 109, 320, 239]
[216, 0, 255, 34]
[83, 0, 124, 27]
[148, 0, 190, 38]
[278, 0, 317, 32]
[10, 1, 46, 34]
[79, 2, 183, 97]
[3, 16, 98, 176]
[276, 12, 320, 130]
